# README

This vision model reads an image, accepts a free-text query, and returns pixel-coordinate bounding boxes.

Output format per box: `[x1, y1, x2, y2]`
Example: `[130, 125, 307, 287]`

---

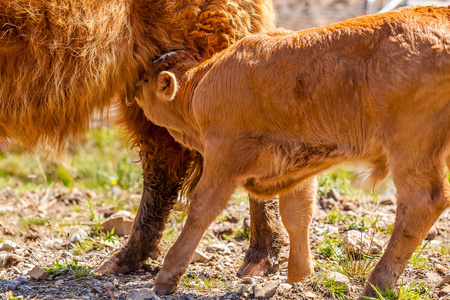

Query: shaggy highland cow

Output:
[0, 0, 283, 276]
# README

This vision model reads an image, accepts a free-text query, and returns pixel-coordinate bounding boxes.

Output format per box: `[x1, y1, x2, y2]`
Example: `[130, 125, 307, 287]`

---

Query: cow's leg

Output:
[238, 196, 287, 277]
[153, 160, 237, 295]
[279, 177, 317, 283]
[363, 156, 450, 296]
[97, 127, 192, 274]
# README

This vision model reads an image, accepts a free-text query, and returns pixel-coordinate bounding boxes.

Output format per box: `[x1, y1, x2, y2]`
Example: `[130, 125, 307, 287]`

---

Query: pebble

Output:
[305, 291, 317, 298]
[437, 274, 450, 288]
[325, 271, 350, 285]
[126, 288, 159, 300]
[191, 249, 211, 263]
[28, 266, 49, 280]
[103, 281, 114, 288]
[0, 240, 19, 252]
[0, 253, 23, 268]
[61, 252, 73, 260]
[69, 229, 88, 243]
[278, 283, 292, 291]
[241, 277, 254, 284]
[342, 202, 357, 211]
[434, 263, 446, 274]
[101, 210, 134, 236]
[207, 243, 230, 254]
[212, 223, 233, 238]
[54, 279, 65, 285]
[438, 285, 450, 298]
[252, 281, 280, 299]
[342, 230, 383, 255]
[426, 271, 442, 284]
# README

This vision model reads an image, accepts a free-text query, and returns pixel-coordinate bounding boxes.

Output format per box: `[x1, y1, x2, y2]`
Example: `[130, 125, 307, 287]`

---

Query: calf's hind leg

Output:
[279, 177, 317, 283]
[363, 157, 450, 296]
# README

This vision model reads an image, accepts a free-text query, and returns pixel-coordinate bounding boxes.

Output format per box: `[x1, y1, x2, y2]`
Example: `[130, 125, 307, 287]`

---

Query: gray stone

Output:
[103, 281, 114, 288]
[241, 277, 254, 284]
[437, 274, 450, 288]
[207, 243, 229, 254]
[69, 229, 88, 243]
[101, 210, 134, 236]
[278, 283, 292, 291]
[342, 230, 383, 255]
[127, 288, 159, 300]
[325, 272, 350, 285]
[191, 250, 211, 263]
[426, 271, 442, 284]
[252, 281, 280, 299]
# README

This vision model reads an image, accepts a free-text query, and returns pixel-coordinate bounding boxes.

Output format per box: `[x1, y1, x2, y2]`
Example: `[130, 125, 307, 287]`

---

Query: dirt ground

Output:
[3, 1, 450, 300]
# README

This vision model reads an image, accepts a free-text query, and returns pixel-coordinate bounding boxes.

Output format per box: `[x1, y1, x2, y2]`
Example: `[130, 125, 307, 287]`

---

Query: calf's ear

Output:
[156, 71, 178, 101]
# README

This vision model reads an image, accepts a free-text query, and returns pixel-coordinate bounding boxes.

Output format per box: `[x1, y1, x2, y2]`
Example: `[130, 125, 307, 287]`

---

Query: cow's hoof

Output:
[154, 283, 177, 295]
[96, 253, 136, 275]
[237, 258, 272, 277]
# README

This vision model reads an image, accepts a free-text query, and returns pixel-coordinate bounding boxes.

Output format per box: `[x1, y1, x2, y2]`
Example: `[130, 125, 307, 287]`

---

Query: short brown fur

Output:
[136, 6, 450, 296]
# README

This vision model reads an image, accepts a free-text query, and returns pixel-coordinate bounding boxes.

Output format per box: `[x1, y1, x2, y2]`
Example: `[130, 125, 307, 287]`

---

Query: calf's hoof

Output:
[237, 258, 275, 277]
[154, 283, 177, 295]
[95, 250, 141, 275]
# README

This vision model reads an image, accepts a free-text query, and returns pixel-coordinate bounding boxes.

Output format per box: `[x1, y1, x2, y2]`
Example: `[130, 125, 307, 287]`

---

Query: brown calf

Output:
[135, 6, 450, 296]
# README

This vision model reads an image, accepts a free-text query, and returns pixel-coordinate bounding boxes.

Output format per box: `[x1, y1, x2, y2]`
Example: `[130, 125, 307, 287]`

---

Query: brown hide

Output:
[136, 6, 450, 296]
[0, 0, 274, 150]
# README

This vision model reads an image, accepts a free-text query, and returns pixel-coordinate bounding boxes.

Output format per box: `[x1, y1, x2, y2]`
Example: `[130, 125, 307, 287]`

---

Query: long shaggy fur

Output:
[0, 0, 274, 150]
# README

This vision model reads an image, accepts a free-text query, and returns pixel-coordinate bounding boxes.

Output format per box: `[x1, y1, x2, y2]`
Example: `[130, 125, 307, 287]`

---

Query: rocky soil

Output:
[3, 0, 450, 299]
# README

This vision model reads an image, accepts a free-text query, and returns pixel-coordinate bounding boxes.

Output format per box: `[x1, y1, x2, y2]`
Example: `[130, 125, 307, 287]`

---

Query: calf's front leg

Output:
[153, 161, 237, 295]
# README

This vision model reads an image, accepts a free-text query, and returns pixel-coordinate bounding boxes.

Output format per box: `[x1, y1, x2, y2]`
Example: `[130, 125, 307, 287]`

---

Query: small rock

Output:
[327, 188, 342, 201]
[305, 291, 317, 298]
[252, 281, 280, 299]
[426, 271, 442, 284]
[101, 210, 134, 236]
[61, 252, 73, 260]
[69, 229, 88, 243]
[212, 223, 233, 239]
[227, 242, 236, 251]
[0, 240, 19, 252]
[342, 230, 383, 255]
[225, 214, 239, 223]
[437, 274, 450, 288]
[0, 253, 23, 268]
[325, 272, 350, 285]
[238, 285, 251, 294]
[103, 281, 114, 288]
[436, 263, 447, 275]
[379, 188, 397, 205]
[278, 283, 292, 291]
[55, 279, 65, 285]
[342, 202, 357, 211]
[241, 277, 254, 284]
[28, 266, 49, 280]
[191, 250, 211, 263]
[438, 285, 450, 297]
[207, 243, 229, 254]
[127, 288, 159, 300]
[320, 197, 338, 210]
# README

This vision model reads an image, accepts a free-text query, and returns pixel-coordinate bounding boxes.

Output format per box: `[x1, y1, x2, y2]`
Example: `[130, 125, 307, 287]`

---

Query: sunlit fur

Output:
[0, 0, 274, 150]
[136, 6, 450, 296]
